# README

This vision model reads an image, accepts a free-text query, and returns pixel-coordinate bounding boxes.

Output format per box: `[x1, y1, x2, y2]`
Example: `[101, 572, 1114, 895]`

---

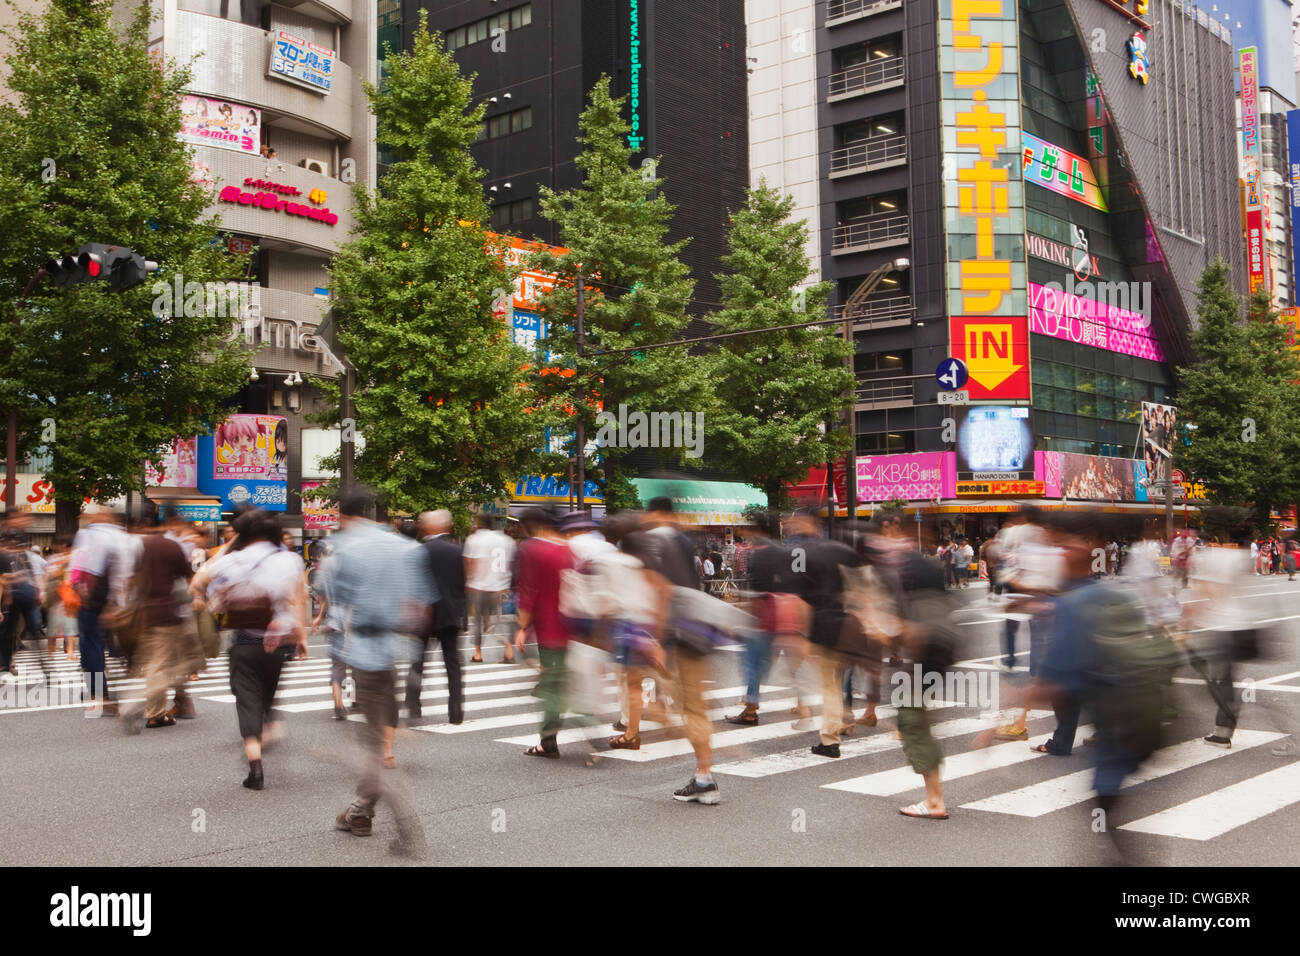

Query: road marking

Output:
[823, 725, 1094, 796]
[961, 729, 1285, 817]
[1119, 761, 1300, 840]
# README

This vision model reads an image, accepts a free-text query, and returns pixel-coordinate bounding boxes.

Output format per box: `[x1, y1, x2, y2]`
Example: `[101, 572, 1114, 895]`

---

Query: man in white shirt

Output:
[462, 515, 517, 663]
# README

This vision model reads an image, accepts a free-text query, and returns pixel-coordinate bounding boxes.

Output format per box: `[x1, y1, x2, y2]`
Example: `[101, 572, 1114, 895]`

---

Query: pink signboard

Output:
[856, 452, 956, 502]
[1027, 281, 1164, 362]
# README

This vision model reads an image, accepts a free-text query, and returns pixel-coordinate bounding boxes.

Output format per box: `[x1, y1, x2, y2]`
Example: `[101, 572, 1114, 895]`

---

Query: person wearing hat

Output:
[560, 510, 614, 563]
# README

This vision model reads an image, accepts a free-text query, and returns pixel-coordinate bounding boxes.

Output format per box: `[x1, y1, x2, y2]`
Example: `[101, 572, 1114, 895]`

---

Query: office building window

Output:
[490, 198, 533, 231]
[445, 3, 532, 52]
[477, 106, 533, 142]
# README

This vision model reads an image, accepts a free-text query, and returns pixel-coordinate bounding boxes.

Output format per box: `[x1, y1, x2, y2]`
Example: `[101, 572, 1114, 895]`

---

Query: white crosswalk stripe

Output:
[1118, 761, 1300, 840]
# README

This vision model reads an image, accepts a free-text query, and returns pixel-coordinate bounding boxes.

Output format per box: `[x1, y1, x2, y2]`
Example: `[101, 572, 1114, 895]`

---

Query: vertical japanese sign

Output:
[942, 0, 1030, 401]
[1241, 48, 1265, 295]
[1288, 110, 1300, 302]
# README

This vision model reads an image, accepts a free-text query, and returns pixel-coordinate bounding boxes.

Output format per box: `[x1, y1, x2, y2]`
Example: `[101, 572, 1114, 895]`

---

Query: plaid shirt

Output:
[322, 519, 438, 672]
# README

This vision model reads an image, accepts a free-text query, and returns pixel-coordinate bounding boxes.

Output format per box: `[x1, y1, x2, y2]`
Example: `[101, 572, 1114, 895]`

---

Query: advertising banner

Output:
[1288, 110, 1300, 299]
[1241, 48, 1266, 294]
[856, 451, 956, 502]
[1141, 401, 1177, 493]
[144, 437, 198, 488]
[301, 481, 339, 531]
[1022, 131, 1108, 211]
[942, 0, 1029, 401]
[197, 414, 288, 511]
[1027, 281, 1163, 362]
[179, 95, 260, 155]
[957, 406, 1034, 475]
[269, 31, 334, 93]
[1058, 451, 1137, 501]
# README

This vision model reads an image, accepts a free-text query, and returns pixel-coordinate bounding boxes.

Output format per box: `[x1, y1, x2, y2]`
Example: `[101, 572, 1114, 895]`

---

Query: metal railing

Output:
[833, 294, 914, 329]
[828, 56, 904, 99]
[827, 0, 903, 24]
[831, 212, 909, 252]
[855, 376, 914, 408]
[830, 133, 907, 176]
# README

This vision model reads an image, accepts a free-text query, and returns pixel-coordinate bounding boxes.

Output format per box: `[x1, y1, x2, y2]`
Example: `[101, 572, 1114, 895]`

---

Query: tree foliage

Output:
[529, 78, 707, 512]
[322, 13, 550, 518]
[0, 0, 252, 533]
[1175, 260, 1300, 528]
[706, 181, 852, 508]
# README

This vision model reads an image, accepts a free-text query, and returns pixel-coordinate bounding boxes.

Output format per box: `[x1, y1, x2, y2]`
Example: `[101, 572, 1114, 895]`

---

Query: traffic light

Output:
[43, 243, 158, 291]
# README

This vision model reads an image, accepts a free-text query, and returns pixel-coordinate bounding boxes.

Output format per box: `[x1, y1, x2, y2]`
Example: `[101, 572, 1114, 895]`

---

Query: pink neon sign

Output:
[1027, 281, 1164, 362]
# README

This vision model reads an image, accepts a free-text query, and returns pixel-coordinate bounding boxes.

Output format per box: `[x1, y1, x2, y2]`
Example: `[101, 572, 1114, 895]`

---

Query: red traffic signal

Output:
[43, 243, 157, 291]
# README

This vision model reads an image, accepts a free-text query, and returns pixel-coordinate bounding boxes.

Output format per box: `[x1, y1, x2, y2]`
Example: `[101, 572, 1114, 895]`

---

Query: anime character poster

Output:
[213, 415, 289, 482]
[145, 437, 198, 488]
[1140, 401, 1177, 487]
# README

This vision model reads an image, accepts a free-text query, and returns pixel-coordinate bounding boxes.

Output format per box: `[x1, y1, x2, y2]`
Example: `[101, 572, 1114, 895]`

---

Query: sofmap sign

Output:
[268, 31, 334, 94]
[942, 0, 1030, 402]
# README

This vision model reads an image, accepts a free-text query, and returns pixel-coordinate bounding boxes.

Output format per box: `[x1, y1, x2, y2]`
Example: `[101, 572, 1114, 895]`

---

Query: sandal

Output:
[993, 724, 1028, 740]
[145, 714, 176, 729]
[524, 745, 559, 758]
[1030, 743, 1068, 756]
[899, 802, 949, 820]
[725, 710, 758, 726]
[608, 734, 641, 750]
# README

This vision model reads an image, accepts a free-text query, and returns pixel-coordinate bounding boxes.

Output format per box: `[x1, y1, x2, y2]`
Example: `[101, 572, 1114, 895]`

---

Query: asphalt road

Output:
[2, 575, 1298, 867]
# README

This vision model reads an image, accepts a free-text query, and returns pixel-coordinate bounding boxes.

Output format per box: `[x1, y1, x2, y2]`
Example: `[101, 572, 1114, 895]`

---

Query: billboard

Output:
[268, 31, 334, 94]
[179, 95, 260, 155]
[1140, 401, 1177, 492]
[144, 437, 198, 488]
[1289, 110, 1300, 301]
[301, 481, 339, 531]
[197, 414, 288, 511]
[1027, 281, 1164, 362]
[941, 0, 1029, 402]
[957, 406, 1033, 475]
[856, 451, 956, 503]
[1241, 48, 1266, 295]
[1022, 132, 1108, 211]
[949, 315, 1031, 400]
[1058, 452, 1137, 501]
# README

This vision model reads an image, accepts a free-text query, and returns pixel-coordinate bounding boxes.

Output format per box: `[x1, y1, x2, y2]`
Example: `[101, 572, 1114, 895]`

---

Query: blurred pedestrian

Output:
[408, 510, 465, 724]
[463, 514, 516, 663]
[514, 508, 576, 759]
[70, 513, 139, 713]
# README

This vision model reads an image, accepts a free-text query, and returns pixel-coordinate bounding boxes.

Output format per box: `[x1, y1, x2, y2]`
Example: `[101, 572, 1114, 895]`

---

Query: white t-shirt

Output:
[567, 530, 615, 566]
[462, 529, 516, 592]
[588, 550, 657, 626]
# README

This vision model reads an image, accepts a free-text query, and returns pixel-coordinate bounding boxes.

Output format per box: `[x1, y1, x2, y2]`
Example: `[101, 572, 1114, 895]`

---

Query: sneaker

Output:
[791, 717, 817, 731]
[335, 805, 373, 836]
[811, 742, 841, 758]
[1204, 734, 1233, 748]
[673, 777, 721, 804]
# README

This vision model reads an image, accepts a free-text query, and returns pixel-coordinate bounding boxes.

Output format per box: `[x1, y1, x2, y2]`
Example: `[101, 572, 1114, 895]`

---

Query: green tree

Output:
[707, 182, 852, 508]
[321, 13, 550, 517]
[0, 0, 252, 537]
[529, 78, 705, 511]
[1175, 261, 1300, 529]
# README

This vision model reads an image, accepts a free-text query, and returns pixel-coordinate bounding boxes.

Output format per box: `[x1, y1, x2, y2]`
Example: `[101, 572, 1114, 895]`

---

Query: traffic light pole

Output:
[575, 273, 586, 515]
[5, 268, 48, 513]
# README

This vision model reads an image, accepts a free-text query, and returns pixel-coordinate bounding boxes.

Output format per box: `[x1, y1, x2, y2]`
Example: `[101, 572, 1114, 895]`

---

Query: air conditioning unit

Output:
[299, 158, 329, 175]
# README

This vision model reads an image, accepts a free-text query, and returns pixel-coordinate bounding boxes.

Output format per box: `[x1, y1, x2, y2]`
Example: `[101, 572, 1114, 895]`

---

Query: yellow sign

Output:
[956, 480, 1045, 496]
[308, 187, 328, 205]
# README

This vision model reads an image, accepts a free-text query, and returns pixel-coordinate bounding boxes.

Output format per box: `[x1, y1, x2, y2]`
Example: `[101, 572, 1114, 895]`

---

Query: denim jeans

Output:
[77, 608, 109, 700]
[740, 628, 771, 706]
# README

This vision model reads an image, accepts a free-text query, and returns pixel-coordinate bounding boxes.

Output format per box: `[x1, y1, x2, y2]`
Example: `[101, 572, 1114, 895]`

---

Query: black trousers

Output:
[230, 642, 293, 739]
[406, 626, 463, 723]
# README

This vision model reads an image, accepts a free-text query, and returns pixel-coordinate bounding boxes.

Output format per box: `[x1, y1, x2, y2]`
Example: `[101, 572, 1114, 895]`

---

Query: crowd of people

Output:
[0, 496, 1289, 857]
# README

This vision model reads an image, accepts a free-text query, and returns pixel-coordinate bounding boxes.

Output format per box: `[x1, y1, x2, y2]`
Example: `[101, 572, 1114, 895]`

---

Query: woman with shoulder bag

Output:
[200, 510, 307, 791]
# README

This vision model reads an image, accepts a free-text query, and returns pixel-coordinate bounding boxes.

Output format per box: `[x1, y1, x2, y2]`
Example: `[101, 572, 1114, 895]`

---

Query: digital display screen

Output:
[958, 406, 1034, 474]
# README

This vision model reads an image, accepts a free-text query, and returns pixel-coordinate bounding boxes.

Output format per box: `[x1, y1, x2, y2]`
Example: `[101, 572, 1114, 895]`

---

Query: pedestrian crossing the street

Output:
[5, 646, 1297, 842]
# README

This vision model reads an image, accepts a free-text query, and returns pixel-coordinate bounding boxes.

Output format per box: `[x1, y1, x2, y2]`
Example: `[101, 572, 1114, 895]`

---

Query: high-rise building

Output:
[750, 0, 1244, 535]
[384, 0, 750, 310]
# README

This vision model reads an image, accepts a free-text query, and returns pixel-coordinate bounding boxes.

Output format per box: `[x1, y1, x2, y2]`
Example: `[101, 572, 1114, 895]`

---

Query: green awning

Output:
[630, 479, 767, 526]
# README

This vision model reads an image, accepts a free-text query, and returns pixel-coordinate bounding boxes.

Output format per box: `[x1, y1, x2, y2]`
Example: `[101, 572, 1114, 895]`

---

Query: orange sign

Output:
[956, 480, 1045, 496]
[949, 315, 1031, 400]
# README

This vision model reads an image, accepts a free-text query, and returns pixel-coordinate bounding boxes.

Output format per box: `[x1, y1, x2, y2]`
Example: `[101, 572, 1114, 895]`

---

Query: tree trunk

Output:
[54, 497, 82, 541]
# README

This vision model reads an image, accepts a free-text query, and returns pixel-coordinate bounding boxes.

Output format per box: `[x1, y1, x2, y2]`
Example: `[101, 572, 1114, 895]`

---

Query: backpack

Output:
[1087, 585, 1181, 762]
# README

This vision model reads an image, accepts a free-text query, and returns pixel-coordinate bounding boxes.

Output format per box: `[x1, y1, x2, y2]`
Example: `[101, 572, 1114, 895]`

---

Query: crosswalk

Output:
[6, 647, 1298, 842]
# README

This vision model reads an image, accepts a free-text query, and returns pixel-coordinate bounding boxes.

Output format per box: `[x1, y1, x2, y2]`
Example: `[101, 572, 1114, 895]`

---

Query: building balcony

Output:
[855, 376, 914, 410]
[829, 133, 907, 178]
[827, 56, 904, 102]
[833, 294, 914, 330]
[826, 0, 904, 27]
[171, 11, 355, 142]
[274, 0, 353, 23]
[831, 212, 909, 254]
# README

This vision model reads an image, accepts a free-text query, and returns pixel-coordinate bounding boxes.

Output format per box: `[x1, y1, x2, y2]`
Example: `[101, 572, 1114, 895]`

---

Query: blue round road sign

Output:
[935, 358, 968, 391]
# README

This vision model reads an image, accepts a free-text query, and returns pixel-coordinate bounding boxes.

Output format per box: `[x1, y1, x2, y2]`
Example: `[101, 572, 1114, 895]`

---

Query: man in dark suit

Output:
[410, 510, 466, 724]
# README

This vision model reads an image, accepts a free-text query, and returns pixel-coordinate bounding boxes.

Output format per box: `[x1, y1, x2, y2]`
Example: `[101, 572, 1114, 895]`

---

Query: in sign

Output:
[936, 358, 968, 391]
